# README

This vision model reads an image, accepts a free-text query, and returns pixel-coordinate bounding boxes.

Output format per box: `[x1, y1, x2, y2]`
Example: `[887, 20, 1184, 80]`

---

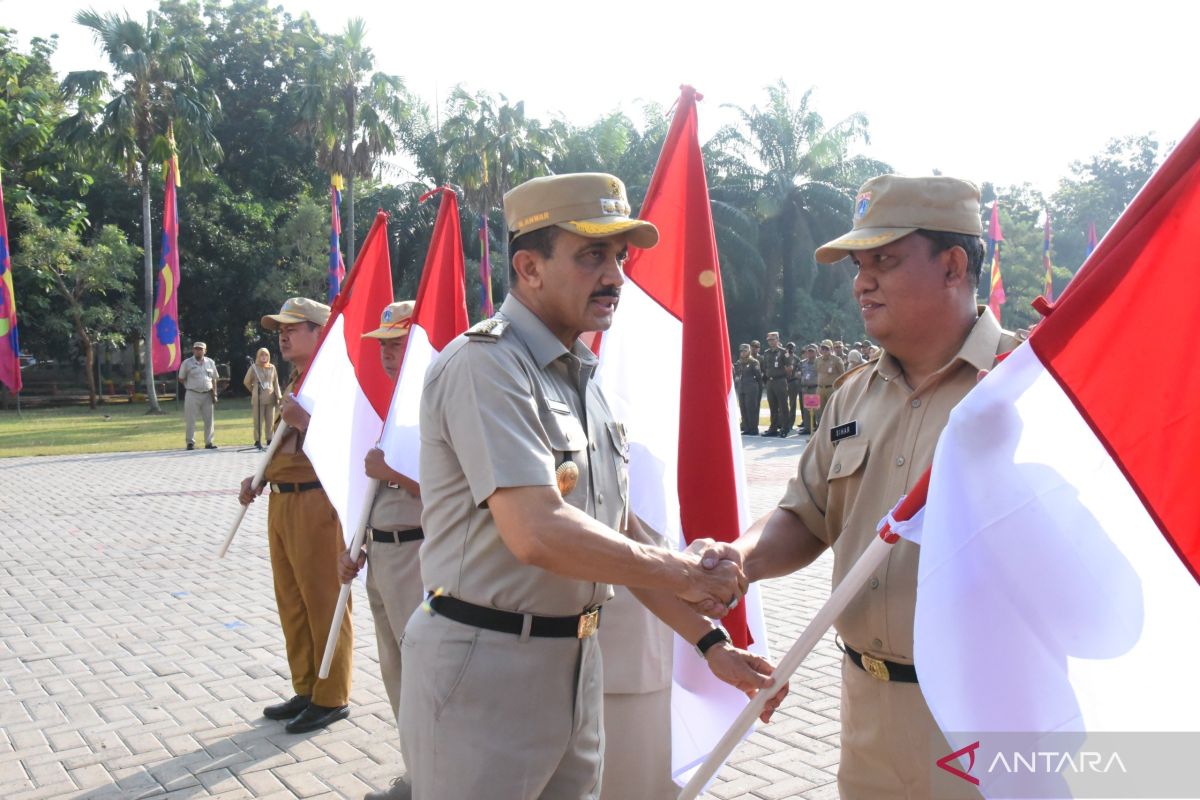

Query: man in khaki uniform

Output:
[238, 297, 354, 734]
[693, 175, 1019, 798]
[178, 341, 219, 450]
[814, 338, 845, 428]
[338, 301, 423, 800]
[760, 331, 789, 436]
[400, 174, 782, 800]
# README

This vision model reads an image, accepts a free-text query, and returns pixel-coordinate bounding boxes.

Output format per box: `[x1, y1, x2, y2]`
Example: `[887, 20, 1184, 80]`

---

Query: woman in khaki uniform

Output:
[243, 347, 282, 450]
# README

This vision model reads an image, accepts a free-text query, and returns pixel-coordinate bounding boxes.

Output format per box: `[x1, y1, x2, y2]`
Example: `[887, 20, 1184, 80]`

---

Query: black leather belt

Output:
[428, 594, 601, 639]
[842, 642, 919, 683]
[370, 526, 423, 544]
[270, 481, 322, 494]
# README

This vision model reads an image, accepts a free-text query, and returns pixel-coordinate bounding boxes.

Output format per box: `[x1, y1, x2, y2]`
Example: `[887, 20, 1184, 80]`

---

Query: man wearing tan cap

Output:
[814, 339, 845, 428]
[238, 297, 355, 734]
[692, 175, 1022, 799]
[399, 174, 783, 799]
[337, 301, 422, 800]
[177, 341, 219, 450]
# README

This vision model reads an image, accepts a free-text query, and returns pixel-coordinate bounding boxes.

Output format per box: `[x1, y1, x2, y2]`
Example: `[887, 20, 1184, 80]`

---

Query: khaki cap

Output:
[191, 341, 206, 350]
[261, 297, 331, 331]
[504, 173, 659, 249]
[820, 339, 834, 348]
[815, 175, 983, 264]
[362, 300, 415, 339]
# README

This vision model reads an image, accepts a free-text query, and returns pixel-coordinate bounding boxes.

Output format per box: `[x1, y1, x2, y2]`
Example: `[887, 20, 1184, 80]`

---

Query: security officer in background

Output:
[337, 301, 422, 800]
[238, 297, 354, 735]
[400, 173, 783, 800]
[693, 174, 1017, 799]
[783, 341, 801, 436]
[749, 339, 764, 415]
[734, 343, 762, 435]
[760, 331, 789, 436]
[178, 341, 219, 450]
[797, 344, 819, 433]
[814, 339, 845, 428]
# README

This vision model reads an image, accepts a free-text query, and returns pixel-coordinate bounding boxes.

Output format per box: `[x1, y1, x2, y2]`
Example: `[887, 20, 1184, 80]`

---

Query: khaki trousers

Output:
[838, 655, 981, 800]
[266, 479, 352, 707]
[599, 687, 675, 800]
[816, 385, 835, 428]
[364, 535, 424, 723]
[400, 610, 604, 800]
[253, 399, 276, 444]
[183, 390, 214, 445]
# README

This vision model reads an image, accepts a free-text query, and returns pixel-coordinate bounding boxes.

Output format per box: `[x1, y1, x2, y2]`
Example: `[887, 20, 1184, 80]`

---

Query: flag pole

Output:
[677, 469, 930, 800]
[318, 477, 380, 679]
[217, 422, 290, 558]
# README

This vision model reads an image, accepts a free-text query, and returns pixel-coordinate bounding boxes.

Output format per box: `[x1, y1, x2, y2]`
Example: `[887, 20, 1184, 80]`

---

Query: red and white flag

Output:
[901, 121, 1200, 795]
[595, 86, 768, 783]
[378, 187, 469, 479]
[297, 210, 395, 544]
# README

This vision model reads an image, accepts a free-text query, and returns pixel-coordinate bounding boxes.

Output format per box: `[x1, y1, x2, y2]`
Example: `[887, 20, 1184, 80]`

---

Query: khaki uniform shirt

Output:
[369, 482, 423, 531]
[243, 363, 281, 405]
[418, 294, 628, 617]
[815, 354, 846, 388]
[779, 309, 1021, 663]
[178, 355, 218, 393]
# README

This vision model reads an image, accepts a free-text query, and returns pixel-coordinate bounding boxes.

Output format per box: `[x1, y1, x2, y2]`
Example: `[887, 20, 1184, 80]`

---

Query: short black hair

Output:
[913, 229, 986, 286]
[508, 226, 561, 283]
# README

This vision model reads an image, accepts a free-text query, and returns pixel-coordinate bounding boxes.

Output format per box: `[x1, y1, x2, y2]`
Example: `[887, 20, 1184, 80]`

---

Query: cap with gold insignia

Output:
[261, 297, 331, 331]
[504, 173, 659, 249]
[815, 175, 983, 264]
[362, 300, 415, 340]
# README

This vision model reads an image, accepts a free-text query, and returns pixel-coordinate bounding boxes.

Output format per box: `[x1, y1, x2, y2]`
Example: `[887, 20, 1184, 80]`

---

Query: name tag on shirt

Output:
[830, 421, 859, 443]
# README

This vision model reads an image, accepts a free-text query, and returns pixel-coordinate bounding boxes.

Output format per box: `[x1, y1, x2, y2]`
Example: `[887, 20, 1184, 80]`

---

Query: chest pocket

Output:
[828, 438, 869, 482]
[542, 407, 589, 504]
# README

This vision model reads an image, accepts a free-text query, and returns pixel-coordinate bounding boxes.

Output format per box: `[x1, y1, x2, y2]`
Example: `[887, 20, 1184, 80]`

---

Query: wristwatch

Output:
[695, 627, 730, 657]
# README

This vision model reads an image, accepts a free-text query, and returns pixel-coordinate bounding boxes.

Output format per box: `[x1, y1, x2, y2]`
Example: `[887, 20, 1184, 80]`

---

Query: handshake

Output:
[674, 538, 751, 619]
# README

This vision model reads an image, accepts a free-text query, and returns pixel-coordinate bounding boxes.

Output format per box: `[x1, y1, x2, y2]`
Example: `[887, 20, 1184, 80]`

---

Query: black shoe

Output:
[263, 694, 310, 720]
[186, 443, 195, 451]
[205, 443, 217, 450]
[762, 429, 779, 437]
[285, 702, 349, 733]
[254, 440, 262, 449]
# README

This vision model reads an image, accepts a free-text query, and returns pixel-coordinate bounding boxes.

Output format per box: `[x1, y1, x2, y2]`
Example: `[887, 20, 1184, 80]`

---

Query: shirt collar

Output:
[874, 305, 1004, 384]
[500, 294, 598, 371]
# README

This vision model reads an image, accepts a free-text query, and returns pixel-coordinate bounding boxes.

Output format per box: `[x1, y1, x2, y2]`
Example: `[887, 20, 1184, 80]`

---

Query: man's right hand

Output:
[238, 475, 264, 506]
[338, 548, 366, 584]
[674, 550, 747, 616]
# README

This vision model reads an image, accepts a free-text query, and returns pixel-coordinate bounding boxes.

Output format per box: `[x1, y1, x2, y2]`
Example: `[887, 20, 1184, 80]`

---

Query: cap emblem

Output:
[854, 192, 872, 220]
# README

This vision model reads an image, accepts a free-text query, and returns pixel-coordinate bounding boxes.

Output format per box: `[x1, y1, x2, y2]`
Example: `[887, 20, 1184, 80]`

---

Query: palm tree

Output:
[295, 18, 416, 266]
[711, 81, 874, 334]
[60, 8, 221, 412]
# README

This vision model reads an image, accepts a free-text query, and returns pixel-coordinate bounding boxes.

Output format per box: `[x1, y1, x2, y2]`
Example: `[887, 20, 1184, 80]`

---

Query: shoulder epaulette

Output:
[465, 316, 510, 341]
[834, 361, 871, 389]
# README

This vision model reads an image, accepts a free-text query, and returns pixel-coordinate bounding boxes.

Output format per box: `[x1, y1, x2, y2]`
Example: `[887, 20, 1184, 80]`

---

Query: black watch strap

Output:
[695, 627, 730, 656]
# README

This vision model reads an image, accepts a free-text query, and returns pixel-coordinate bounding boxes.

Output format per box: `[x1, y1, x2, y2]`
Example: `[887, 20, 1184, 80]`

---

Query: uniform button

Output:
[590, 441, 598, 451]
[597, 494, 604, 505]
[869, 577, 880, 589]
[911, 398, 921, 408]
[872, 638, 883, 649]
[896, 456, 905, 467]
[832, 464, 842, 474]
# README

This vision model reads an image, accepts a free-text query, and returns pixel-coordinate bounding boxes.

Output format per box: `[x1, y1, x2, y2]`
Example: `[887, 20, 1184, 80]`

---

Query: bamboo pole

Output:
[317, 477, 381, 679]
[217, 422, 289, 558]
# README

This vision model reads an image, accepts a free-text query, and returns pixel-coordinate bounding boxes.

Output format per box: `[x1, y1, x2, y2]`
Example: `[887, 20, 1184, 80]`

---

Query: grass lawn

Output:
[0, 396, 264, 457]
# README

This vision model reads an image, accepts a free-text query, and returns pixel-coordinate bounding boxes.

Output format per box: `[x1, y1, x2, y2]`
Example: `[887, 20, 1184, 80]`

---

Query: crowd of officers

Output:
[734, 335, 877, 437]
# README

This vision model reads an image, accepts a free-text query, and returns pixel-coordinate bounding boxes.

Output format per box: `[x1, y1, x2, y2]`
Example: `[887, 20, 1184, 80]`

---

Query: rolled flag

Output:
[378, 187, 469, 480]
[480, 212, 494, 317]
[986, 201, 1005, 321]
[328, 175, 347, 303]
[297, 210, 395, 544]
[594, 85, 768, 784]
[151, 155, 181, 374]
[897, 120, 1200, 797]
[0, 167, 20, 395]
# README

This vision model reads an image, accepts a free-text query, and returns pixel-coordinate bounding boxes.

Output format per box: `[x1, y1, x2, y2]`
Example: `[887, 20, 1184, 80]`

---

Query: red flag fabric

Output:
[151, 158, 181, 374]
[624, 86, 749, 647]
[0, 168, 20, 394]
[414, 187, 469, 349]
[986, 202, 1006, 321]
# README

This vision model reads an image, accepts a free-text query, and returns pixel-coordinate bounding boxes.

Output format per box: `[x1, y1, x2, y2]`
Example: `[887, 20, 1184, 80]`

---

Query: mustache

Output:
[590, 287, 621, 299]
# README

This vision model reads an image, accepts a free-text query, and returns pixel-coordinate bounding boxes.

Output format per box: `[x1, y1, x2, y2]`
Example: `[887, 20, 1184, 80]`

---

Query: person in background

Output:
[178, 341, 219, 451]
[244, 347, 282, 450]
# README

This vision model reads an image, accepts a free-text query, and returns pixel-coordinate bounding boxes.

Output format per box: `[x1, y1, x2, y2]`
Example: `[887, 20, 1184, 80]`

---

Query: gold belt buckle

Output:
[861, 652, 891, 681]
[576, 608, 600, 639]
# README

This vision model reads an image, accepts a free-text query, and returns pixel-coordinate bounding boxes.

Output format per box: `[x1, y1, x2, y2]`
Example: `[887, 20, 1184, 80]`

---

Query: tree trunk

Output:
[780, 202, 798, 336]
[76, 319, 96, 410]
[141, 163, 161, 413]
[345, 94, 357, 268]
[346, 168, 355, 269]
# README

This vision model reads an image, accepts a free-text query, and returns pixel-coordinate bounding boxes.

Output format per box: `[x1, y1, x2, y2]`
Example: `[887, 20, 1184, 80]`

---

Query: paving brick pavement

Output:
[0, 435, 842, 799]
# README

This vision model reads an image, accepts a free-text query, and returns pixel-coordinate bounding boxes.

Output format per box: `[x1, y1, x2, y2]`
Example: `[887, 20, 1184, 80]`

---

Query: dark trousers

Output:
[766, 378, 789, 432]
[786, 380, 800, 431]
[738, 385, 760, 433]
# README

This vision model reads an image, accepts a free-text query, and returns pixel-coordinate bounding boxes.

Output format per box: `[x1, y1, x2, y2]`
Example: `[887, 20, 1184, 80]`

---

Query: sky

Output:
[4, 0, 1198, 194]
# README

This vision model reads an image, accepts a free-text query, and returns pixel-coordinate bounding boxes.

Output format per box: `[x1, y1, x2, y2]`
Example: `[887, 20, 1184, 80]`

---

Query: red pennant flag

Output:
[0, 168, 21, 395]
[151, 157, 181, 374]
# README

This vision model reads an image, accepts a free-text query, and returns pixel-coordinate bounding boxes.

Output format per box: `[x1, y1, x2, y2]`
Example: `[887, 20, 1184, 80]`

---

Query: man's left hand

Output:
[704, 644, 789, 723]
[279, 393, 310, 430]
